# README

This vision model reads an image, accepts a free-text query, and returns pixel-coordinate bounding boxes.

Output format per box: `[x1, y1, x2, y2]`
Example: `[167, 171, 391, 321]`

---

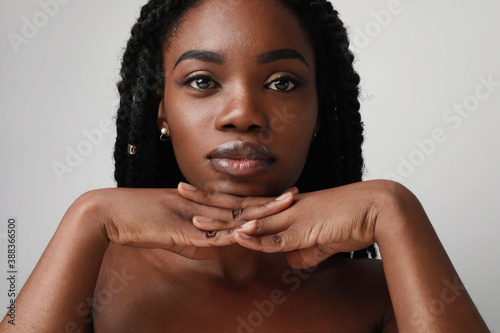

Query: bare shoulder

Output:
[317, 256, 389, 293]
[316, 256, 398, 332]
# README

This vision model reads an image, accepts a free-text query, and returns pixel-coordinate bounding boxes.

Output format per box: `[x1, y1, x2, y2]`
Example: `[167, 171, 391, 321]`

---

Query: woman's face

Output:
[158, 0, 318, 196]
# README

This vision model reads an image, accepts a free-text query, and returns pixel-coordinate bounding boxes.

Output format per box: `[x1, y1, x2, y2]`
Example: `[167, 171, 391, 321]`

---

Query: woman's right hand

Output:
[91, 183, 296, 260]
[1, 183, 295, 332]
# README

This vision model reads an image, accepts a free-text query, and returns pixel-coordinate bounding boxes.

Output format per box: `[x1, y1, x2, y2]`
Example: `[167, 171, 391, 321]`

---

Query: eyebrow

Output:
[257, 49, 309, 68]
[172, 48, 309, 70]
[173, 50, 225, 69]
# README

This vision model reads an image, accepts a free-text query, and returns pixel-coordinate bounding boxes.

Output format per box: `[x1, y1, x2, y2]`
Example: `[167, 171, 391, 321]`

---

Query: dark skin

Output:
[159, 0, 318, 198]
[94, 245, 394, 332]
[1, 0, 488, 332]
[94, 1, 394, 331]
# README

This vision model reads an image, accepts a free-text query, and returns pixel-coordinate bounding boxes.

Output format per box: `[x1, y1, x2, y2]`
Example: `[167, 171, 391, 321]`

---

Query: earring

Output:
[128, 144, 137, 155]
[160, 128, 170, 142]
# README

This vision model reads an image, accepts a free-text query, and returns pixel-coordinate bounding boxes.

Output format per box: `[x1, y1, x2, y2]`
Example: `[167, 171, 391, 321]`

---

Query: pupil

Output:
[275, 80, 289, 90]
[197, 79, 211, 89]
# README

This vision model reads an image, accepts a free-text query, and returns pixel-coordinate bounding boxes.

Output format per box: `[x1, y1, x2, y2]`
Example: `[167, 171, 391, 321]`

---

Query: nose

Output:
[215, 89, 269, 133]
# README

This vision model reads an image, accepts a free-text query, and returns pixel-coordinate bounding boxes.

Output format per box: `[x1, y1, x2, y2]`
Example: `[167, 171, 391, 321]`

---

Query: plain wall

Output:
[1, 0, 499, 330]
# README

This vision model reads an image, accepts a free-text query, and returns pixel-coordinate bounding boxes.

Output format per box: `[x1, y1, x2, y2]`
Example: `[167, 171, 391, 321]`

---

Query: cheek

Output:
[163, 85, 218, 146]
[165, 95, 209, 133]
[285, 91, 318, 143]
[162, 95, 227, 189]
[163, 98, 208, 166]
[273, 95, 318, 170]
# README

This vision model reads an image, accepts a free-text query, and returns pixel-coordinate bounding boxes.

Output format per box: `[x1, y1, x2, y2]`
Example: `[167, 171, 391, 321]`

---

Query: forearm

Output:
[1, 191, 109, 332]
[375, 181, 488, 332]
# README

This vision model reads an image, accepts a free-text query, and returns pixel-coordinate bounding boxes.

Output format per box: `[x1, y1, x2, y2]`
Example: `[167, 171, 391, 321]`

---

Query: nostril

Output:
[248, 124, 261, 131]
[222, 124, 237, 130]
[221, 124, 262, 132]
[215, 101, 269, 132]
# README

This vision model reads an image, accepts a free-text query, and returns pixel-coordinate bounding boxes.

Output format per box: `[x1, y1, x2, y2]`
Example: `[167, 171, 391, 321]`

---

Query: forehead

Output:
[164, 0, 314, 68]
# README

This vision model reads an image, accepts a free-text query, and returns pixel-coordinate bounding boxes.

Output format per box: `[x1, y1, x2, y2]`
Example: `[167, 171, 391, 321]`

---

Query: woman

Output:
[1, 0, 489, 332]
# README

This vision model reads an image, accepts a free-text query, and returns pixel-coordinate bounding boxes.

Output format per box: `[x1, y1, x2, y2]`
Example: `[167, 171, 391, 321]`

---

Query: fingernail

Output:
[180, 182, 197, 191]
[283, 187, 298, 195]
[235, 232, 251, 240]
[275, 192, 292, 201]
[239, 220, 256, 231]
[194, 216, 213, 223]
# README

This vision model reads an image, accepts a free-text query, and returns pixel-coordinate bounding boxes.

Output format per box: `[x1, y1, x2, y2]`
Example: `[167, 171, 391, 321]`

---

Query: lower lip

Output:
[210, 158, 274, 177]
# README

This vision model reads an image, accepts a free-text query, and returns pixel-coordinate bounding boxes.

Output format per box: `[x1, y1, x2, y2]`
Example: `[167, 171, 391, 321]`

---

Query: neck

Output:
[214, 245, 288, 285]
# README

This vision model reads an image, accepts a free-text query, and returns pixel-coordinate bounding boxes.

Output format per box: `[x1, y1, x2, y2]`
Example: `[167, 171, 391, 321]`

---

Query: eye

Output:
[265, 74, 301, 92]
[268, 79, 294, 91]
[189, 77, 216, 90]
[183, 71, 219, 90]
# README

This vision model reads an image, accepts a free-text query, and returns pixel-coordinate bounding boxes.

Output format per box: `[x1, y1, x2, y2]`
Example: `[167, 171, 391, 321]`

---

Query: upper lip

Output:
[208, 141, 275, 161]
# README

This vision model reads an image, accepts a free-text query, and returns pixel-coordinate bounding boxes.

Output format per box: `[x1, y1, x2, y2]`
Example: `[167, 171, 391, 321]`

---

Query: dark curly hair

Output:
[113, 0, 377, 259]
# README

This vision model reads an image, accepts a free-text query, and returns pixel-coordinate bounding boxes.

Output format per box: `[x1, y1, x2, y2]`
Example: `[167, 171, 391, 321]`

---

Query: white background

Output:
[1, 0, 499, 330]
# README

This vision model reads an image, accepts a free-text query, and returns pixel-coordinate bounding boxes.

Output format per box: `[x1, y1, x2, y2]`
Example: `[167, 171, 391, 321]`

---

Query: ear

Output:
[157, 99, 170, 135]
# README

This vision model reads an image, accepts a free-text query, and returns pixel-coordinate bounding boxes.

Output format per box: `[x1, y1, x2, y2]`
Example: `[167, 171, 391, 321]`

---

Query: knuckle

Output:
[254, 219, 262, 233]
[234, 195, 245, 205]
[207, 230, 233, 246]
[219, 219, 229, 227]
[204, 190, 216, 200]
[205, 230, 217, 239]
[262, 200, 273, 209]
[231, 209, 244, 220]
[271, 234, 284, 247]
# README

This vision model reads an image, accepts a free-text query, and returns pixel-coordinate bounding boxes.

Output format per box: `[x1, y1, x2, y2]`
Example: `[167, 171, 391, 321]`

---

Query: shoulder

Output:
[93, 243, 185, 331]
[318, 256, 387, 289]
[317, 256, 398, 332]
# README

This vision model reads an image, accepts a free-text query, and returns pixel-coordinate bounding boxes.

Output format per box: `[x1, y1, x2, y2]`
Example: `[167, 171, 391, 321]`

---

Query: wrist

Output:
[66, 190, 111, 250]
[369, 180, 420, 245]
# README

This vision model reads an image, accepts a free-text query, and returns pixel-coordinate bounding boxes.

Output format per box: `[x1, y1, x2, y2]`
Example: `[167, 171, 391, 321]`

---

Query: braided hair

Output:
[114, 0, 377, 259]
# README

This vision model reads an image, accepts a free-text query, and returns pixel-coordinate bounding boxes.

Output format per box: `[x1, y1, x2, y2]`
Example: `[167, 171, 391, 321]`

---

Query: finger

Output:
[230, 191, 294, 220]
[193, 191, 294, 225]
[143, 222, 239, 250]
[230, 220, 260, 236]
[233, 230, 298, 253]
[286, 245, 337, 269]
[192, 220, 260, 250]
[239, 214, 295, 237]
[282, 187, 299, 195]
[197, 214, 290, 238]
[178, 182, 270, 209]
[178, 182, 295, 221]
[185, 227, 239, 247]
[164, 245, 221, 261]
[192, 215, 245, 231]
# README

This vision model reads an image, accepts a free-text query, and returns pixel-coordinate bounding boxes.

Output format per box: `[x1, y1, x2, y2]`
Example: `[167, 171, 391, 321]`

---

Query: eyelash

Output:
[182, 72, 302, 92]
[182, 72, 220, 90]
[265, 75, 302, 92]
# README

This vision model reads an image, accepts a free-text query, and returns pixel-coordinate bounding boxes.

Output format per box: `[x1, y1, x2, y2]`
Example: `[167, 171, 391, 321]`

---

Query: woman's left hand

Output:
[180, 180, 492, 332]
[180, 180, 391, 268]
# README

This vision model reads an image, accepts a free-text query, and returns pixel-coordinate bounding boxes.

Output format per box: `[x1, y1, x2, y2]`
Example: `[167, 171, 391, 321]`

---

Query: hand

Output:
[185, 180, 389, 268]
[92, 183, 296, 260]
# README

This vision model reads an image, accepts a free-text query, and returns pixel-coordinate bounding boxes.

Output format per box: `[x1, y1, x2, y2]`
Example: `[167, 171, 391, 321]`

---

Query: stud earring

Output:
[128, 144, 137, 155]
[160, 128, 170, 142]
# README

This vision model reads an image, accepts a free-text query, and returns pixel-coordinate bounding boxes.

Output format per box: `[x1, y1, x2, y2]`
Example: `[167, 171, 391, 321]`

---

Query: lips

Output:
[208, 141, 276, 177]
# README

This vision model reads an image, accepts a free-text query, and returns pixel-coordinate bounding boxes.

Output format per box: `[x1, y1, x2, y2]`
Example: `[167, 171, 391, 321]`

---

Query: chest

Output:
[91, 247, 385, 332]
[92, 273, 379, 333]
